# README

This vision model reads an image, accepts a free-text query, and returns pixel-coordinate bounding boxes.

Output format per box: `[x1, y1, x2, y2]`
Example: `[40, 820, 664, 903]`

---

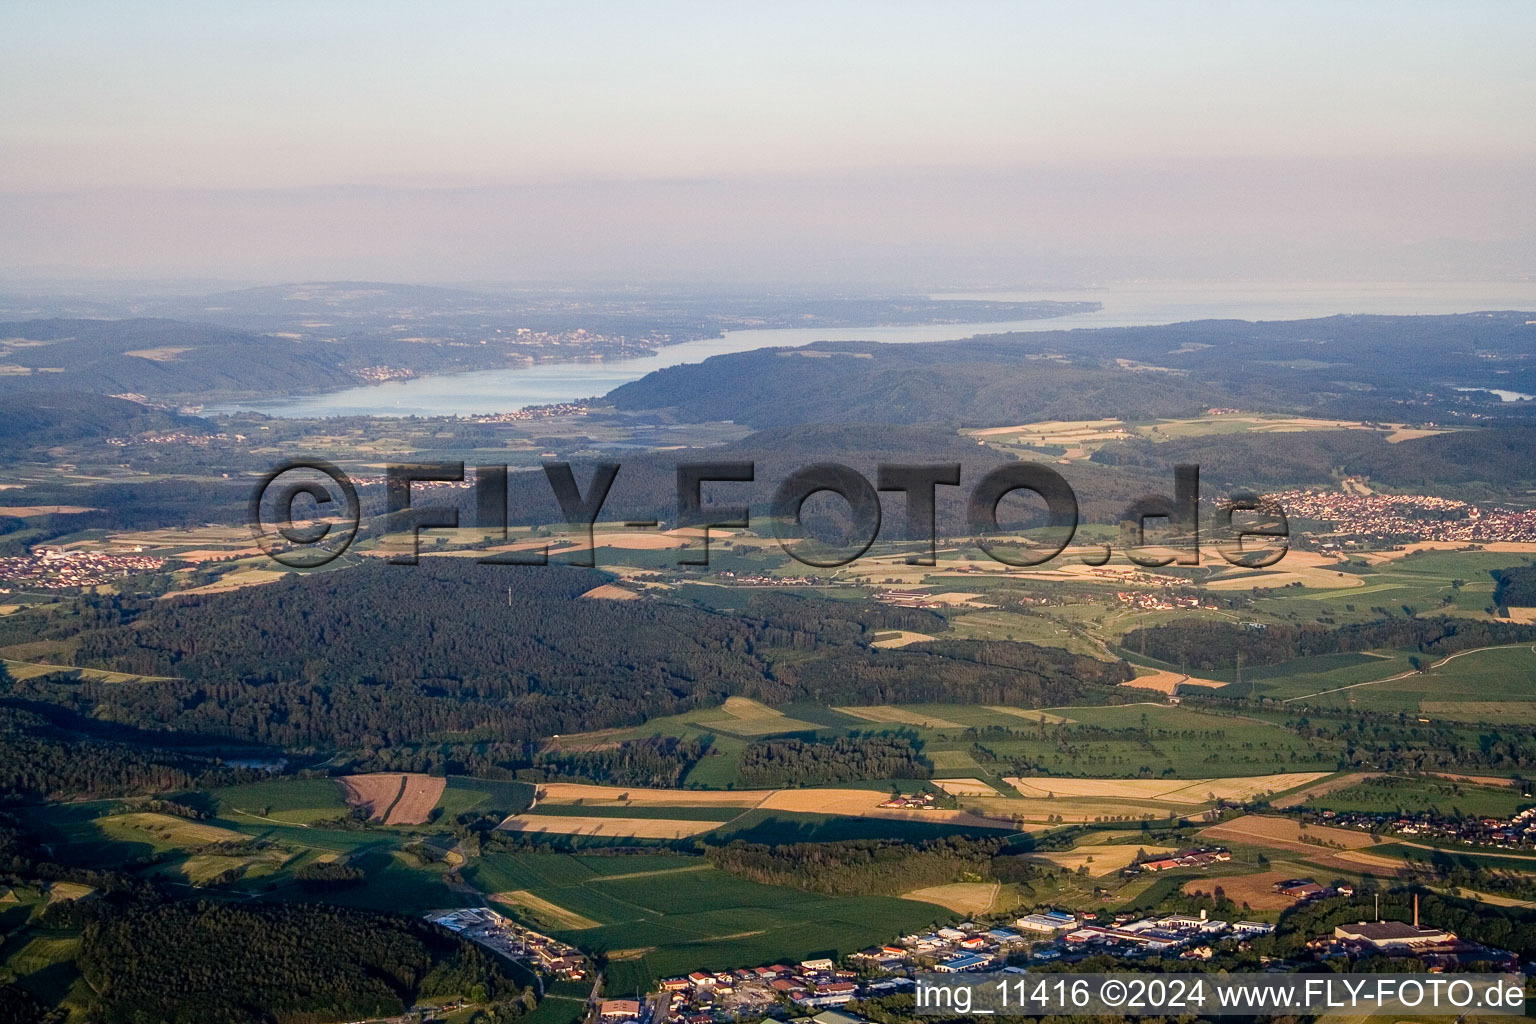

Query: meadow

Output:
[463, 852, 949, 994]
[1293, 645, 1536, 717]
[204, 777, 350, 824]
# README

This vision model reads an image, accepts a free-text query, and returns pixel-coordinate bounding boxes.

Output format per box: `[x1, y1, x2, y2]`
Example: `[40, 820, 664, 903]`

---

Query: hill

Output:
[607, 313, 1536, 427]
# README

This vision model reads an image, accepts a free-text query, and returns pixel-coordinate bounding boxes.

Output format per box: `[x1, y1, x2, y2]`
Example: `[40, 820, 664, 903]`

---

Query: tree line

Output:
[705, 836, 1034, 896]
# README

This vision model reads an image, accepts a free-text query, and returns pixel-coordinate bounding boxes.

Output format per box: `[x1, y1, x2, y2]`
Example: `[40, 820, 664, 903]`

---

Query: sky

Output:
[2, 1, 1533, 287]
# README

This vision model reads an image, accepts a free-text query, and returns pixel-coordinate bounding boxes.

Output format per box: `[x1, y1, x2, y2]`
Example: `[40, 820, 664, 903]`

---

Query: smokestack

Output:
[1414, 893, 1419, 928]
[1375, 893, 1380, 922]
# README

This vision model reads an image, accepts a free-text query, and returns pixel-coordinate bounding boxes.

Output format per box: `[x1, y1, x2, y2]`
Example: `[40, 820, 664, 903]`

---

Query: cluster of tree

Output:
[76, 898, 532, 1024]
[523, 736, 707, 788]
[293, 861, 366, 889]
[1124, 615, 1536, 671]
[0, 985, 61, 1024]
[1493, 565, 1536, 608]
[0, 703, 264, 802]
[705, 836, 1031, 895]
[3, 561, 1111, 752]
[738, 735, 930, 787]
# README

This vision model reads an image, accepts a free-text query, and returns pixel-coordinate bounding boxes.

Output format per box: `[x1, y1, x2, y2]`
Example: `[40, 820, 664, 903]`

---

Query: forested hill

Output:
[2, 560, 1123, 751]
[1092, 423, 1536, 491]
[606, 313, 1536, 427]
[0, 318, 359, 399]
[0, 392, 209, 448]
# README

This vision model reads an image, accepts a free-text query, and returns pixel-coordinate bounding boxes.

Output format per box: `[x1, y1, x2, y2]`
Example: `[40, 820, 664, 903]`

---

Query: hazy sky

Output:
[2, 2, 1533, 285]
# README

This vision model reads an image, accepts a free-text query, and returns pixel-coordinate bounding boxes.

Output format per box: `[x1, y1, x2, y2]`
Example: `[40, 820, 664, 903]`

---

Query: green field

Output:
[707, 809, 1009, 844]
[434, 777, 538, 820]
[1290, 644, 1536, 716]
[463, 852, 949, 993]
[204, 777, 349, 824]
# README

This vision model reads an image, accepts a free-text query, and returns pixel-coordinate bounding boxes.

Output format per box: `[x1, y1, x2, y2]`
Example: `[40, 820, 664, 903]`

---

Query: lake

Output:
[207, 280, 1536, 418]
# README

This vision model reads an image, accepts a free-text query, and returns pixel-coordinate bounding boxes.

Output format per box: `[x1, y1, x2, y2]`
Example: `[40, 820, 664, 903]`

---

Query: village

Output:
[0, 548, 166, 590]
[1302, 803, 1536, 851]
[1275, 489, 1536, 546]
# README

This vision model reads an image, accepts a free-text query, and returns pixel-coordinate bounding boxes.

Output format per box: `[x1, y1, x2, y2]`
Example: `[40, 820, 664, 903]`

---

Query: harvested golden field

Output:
[1270, 772, 1380, 809]
[0, 505, 98, 516]
[1005, 773, 1329, 804]
[1182, 871, 1307, 911]
[589, 531, 689, 550]
[1121, 669, 1227, 694]
[2, 657, 169, 684]
[1426, 772, 1522, 789]
[171, 548, 264, 563]
[340, 772, 445, 823]
[705, 696, 823, 735]
[578, 583, 638, 600]
[925, 592, 989, 606]
[1032, 844, 1178, 877]
[870, 630, 936, 648]
[47, 882, 96, 903]
[933, 778, 1003, 798]
[491, 890, 601, 929]
[528, 782, 1016, 829]
[902, 882, 1000, 914]
[1361, 541, 1536, 564]
[1203, 550, 1360, 591]
[168, 569, 288, 596]
[983, 706, 1073, 725]
[834, 706, 965, 729]
[1198, 814, 1378, 851]
[756, 788, 1015, 829]
[497, 815, 727, 839]
[953, 796, 1173, 825]
[535, 782, 768, 807]
[1332, 849, 1421, 873]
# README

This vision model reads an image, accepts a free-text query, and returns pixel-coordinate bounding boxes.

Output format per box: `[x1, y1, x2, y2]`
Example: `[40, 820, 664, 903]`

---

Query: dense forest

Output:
[1493, 565, 1536, 608]
[0, 702, 262, 802]
[75, 898, 531, 1024]
[738, 735, 930, 786]
[0, 561, 1114, 752]
[1123, 615, 1536, 671]
[524, 736, 707, 788]
[705, 836, 1025, 896]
